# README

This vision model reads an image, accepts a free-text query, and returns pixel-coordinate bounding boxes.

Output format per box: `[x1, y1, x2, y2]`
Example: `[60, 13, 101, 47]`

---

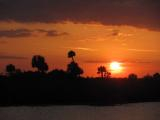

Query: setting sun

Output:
[110, 61, 123, 73]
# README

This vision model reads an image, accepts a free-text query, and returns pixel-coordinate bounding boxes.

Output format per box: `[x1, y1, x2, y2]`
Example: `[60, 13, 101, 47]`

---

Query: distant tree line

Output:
[0, 50, 160, 106]
[2, 50, 160, 80]
[3, 50, 112, 79]
[4, 50, 85, 78]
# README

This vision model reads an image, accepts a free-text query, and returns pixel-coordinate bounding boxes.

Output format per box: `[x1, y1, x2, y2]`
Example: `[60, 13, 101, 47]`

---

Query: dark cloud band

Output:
[0, 0, 159, 30]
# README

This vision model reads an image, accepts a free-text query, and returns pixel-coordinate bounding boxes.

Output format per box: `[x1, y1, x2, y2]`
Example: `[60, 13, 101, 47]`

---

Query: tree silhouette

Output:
[128, 73, 138, 80]
[97, 66, 107, 78]
[32, 55, 48, 73]
[105, 71, 111, 79]
[153, 73, 160, 80]
[6, 64, 16, 75]
[15, 69, 22, 75]
[68, 50, 76, 62]
[67, 61, 83, 77]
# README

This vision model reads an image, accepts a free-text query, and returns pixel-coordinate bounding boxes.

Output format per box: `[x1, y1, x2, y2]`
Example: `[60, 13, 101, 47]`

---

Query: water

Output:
[0, 102, 160, 120]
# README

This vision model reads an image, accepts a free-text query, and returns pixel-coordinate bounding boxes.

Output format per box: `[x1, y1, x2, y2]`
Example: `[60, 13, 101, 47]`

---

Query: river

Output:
[0, 102, 160, 120]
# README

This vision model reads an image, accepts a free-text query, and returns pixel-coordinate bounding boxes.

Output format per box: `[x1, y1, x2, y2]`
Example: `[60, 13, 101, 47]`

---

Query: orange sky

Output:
[0, 21, 160, 77]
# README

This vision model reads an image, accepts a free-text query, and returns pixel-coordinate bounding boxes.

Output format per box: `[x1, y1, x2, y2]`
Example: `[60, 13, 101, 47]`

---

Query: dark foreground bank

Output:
[0, 72, 160, 106]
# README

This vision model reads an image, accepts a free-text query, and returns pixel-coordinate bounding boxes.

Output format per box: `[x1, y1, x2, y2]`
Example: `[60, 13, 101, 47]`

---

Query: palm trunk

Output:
[101, 72, 103, 78]
[72, 57, 74, 62]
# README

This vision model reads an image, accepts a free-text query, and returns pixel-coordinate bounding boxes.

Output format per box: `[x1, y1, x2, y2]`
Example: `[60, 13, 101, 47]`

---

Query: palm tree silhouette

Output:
[97, 66, 107, 78]
[6, 64, 16, 75]
[68, 50, 76, 62]
[67, 50, 83, 77]
[32, 55, 48, 73]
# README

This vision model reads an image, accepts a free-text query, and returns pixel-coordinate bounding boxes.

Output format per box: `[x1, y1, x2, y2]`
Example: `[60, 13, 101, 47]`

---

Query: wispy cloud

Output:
[112, 29, 120, 36]
[0, 29, 32, 38]
[84, 59, 156, 64]
[127, 48, 158, 53]
[0, 40, 7, 44]
[0, 29, 68, 38]
[123, 60, 152, 64]
[0, 55, 27, 60]
[84, 60, 109, 64]
[63, 47, 97, 52]
[111, 29, 133, 37]
[36, 29, 69, 37]
[78, 38, 107, 43]
[74, 47, 97, 51]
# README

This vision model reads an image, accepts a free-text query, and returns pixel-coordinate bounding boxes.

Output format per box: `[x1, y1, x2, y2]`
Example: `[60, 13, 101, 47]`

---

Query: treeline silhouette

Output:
[0, 51, 160, 106]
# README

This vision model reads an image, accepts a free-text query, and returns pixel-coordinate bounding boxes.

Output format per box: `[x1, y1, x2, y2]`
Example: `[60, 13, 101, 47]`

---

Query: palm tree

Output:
[97, 66, 107, 78]
[68, 50, 76, 62]
[6, 64, 16, 75]
[32, 55, 48, 73]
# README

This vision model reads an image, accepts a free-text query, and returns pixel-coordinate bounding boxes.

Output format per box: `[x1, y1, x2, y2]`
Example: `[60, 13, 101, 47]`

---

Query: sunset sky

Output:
[0, 0, 160, 77]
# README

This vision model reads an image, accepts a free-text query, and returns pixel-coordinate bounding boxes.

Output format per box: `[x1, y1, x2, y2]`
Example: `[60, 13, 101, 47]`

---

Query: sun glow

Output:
[110, 61, 123, 73]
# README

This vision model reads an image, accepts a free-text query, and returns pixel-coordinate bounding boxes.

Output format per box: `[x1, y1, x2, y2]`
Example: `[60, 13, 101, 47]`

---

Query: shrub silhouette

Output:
[6, 64, 16, 76]
[32, 55, 48, 73]
[48, 69, 68, 79]
[67, 61, 83, 77]
[143, 74, 153, 80]
[153, 73, 160, 80]
[128, 73, 138, 80]
[68, 50, 76, 62]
